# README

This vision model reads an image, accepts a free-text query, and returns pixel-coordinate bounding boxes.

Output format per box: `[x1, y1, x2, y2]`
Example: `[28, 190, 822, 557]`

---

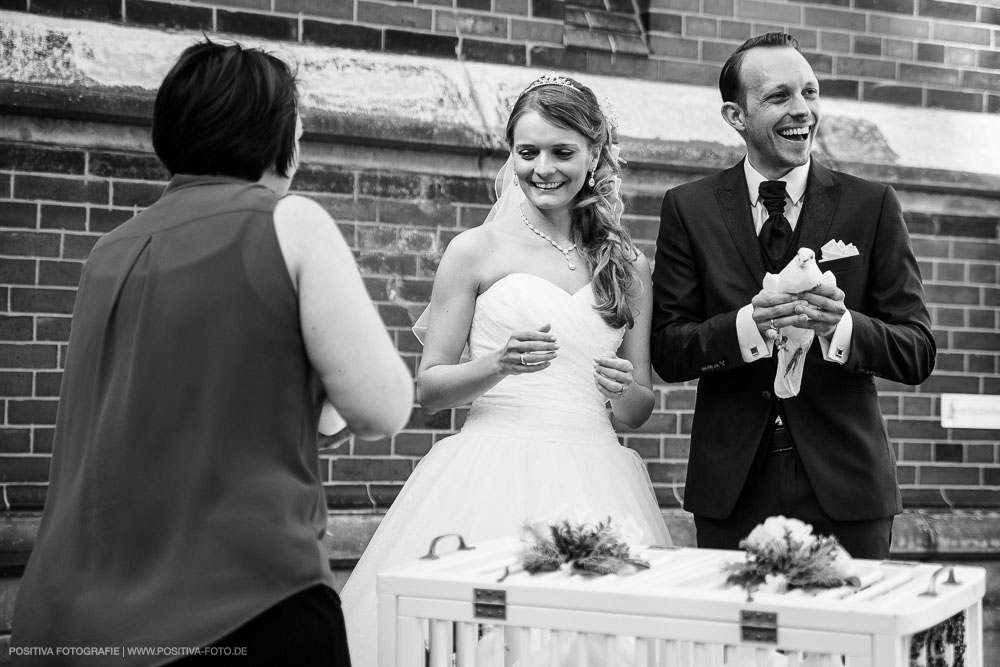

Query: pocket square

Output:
[819, 239, 859, 262]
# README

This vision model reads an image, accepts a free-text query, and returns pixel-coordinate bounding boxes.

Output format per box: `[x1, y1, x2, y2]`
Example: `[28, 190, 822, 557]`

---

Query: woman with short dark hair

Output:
[11, 40, 412, 666]
[151, 40, 300, 183]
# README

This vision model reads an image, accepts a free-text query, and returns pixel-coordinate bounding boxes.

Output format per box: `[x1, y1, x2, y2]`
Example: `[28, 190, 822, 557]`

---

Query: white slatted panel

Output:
[605, 634, 618, 667]
[455, 621, 477, 666]
[380, 540, 985, 667]
[395, 616, 423, 667]
[548, 630, 563, 664]
[636, 637, 655, 666]
[507, 626, 529, 665]
[690, 642, 712, 667]
[657, 639, 681, 666]
[428, 619, 452, 667]
[571, 632, 589, 665]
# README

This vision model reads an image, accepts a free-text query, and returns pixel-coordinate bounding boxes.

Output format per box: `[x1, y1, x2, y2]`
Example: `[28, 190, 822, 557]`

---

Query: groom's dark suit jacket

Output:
[650, 159, 935, 522]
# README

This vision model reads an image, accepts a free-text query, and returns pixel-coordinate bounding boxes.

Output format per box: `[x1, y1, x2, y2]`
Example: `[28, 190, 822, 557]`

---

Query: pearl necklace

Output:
[519, 206, 577, 270]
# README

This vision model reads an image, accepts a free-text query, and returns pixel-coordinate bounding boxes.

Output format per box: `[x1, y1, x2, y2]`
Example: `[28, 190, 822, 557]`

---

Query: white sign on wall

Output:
[940, 394, 1000, 430]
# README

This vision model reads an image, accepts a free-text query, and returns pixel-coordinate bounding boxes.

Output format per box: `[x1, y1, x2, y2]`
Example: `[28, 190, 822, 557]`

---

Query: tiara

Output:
[522, 72, 577, 94]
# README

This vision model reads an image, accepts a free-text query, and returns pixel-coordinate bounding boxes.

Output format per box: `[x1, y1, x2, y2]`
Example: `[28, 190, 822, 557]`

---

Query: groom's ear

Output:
[721, 102, 746, 133]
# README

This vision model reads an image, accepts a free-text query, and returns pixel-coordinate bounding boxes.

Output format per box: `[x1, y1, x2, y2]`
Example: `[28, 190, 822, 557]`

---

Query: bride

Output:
[340, 72, 672, 666]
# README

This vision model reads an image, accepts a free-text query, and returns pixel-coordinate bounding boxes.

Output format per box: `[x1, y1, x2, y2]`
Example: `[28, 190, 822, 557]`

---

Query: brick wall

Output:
[3, 0, 999, 112]
[1, 124, 998, 513]
[882, 230, 1000, 507]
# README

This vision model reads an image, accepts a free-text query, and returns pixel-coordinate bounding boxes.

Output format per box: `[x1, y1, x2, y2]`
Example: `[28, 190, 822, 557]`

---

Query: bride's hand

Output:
[594, 354, 633, 399]
[496, 324, 558, 375]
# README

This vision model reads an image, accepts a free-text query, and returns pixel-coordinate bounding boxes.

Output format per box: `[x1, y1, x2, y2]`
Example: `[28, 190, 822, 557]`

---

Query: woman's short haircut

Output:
[719, 32, 800, 109]
[153, 39, 299, 181]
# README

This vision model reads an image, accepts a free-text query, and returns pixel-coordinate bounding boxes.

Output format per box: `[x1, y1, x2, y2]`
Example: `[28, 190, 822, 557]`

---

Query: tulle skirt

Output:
[339, 426, 671, 667]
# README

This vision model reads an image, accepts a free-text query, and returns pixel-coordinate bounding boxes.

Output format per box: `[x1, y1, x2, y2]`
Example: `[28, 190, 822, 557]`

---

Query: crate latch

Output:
[473, 588, 506, 620]
[740, 610, 777, 643]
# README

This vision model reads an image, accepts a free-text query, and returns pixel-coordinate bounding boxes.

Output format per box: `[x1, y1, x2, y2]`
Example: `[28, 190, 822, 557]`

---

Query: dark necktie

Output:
[758, 180, 791, 270]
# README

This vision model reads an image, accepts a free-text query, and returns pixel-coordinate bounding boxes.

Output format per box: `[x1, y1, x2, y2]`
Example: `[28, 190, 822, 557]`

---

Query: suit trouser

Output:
[171, 584, 352, 667]
[693, 428, 893, 560]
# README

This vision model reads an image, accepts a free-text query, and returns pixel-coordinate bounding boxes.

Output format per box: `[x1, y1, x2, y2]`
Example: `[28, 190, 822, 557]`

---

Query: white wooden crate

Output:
[377, 537, 985, 667]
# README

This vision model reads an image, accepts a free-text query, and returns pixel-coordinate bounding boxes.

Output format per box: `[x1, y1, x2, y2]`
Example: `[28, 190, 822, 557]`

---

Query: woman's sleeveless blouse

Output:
[12, 175, 333, 664]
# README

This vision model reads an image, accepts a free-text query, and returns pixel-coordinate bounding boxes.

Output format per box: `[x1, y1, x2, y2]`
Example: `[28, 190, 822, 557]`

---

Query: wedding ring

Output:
[521, 352, 547, 367]
[614, 384, 626, 395]
[769, 319, 778, 331]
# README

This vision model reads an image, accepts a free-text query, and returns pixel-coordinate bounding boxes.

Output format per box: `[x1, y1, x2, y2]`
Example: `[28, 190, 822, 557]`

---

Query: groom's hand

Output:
[751, 291, 809, 340]
[793, 285, 846, 337]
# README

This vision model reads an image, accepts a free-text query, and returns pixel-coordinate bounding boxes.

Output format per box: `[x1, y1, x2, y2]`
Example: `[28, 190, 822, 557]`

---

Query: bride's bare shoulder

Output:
[440, 223, 513, 266]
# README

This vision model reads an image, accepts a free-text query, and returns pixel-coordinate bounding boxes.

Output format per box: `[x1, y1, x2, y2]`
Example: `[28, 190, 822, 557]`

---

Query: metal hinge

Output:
[740, 610, 778, 644]
[473, 588, 506, 620]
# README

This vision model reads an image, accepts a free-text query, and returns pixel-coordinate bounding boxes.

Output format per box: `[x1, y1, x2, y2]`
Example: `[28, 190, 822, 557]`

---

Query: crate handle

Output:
[920, 564, 960, 597]
[420, 533, 476, 560]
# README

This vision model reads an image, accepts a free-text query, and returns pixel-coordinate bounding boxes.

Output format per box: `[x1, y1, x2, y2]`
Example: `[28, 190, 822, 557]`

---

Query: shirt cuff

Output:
[818, 310, 852, 364]
[737, 303, 773, 363]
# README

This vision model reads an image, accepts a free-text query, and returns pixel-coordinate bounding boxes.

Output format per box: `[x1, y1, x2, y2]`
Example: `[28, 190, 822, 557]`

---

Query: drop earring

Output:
[513, 173, 519, 186]
[587, 171, 595, 188]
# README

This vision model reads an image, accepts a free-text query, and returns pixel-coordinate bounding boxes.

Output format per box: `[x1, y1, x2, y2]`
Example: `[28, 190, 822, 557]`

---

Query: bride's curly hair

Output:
[506, 77, 639, 329]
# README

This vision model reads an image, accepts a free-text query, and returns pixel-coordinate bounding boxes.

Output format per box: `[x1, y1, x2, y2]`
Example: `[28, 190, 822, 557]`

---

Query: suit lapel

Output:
[715, 160, 765, 284]
[797, 161, 840, 255]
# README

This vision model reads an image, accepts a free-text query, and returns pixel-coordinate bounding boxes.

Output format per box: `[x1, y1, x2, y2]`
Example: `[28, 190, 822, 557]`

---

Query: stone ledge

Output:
[2, 509, 998, 574]
[2, 10, 1000, 195]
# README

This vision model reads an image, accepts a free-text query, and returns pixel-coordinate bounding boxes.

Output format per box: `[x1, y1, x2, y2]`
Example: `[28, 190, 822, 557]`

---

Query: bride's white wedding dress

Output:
[340, 271, 672, 667]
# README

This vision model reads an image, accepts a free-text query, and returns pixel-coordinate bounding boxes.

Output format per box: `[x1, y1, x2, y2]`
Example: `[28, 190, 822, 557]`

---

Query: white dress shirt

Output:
[735, 158, 853, 365]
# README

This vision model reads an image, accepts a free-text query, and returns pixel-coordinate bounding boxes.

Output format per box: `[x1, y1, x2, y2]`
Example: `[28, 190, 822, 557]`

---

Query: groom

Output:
[650, 32, 935, 559]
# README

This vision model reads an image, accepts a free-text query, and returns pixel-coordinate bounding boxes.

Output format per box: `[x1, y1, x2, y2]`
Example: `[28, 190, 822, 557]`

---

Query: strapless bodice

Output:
[463, 273, 624, 442]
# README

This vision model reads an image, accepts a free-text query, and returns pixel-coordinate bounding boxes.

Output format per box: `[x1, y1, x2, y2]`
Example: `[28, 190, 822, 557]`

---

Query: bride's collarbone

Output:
[473, 227, 591, 295]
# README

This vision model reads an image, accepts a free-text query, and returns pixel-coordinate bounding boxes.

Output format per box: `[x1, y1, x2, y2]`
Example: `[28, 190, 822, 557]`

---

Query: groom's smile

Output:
[777, 125, 811, 142]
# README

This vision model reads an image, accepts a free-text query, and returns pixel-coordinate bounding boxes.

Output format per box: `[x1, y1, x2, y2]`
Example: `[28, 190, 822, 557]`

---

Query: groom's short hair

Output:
[152, 39, 299, 182]
[719, 32, 801, 109]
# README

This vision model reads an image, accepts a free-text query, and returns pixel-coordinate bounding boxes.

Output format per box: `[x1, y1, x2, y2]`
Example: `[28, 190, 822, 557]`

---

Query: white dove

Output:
[763, 247, 835, 294]
[762, 248, 837, 398]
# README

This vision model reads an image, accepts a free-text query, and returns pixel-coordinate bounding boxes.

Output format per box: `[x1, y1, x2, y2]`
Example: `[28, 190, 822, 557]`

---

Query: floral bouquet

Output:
[723, 516, 859, 593]
[519, 512, 650, 576]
